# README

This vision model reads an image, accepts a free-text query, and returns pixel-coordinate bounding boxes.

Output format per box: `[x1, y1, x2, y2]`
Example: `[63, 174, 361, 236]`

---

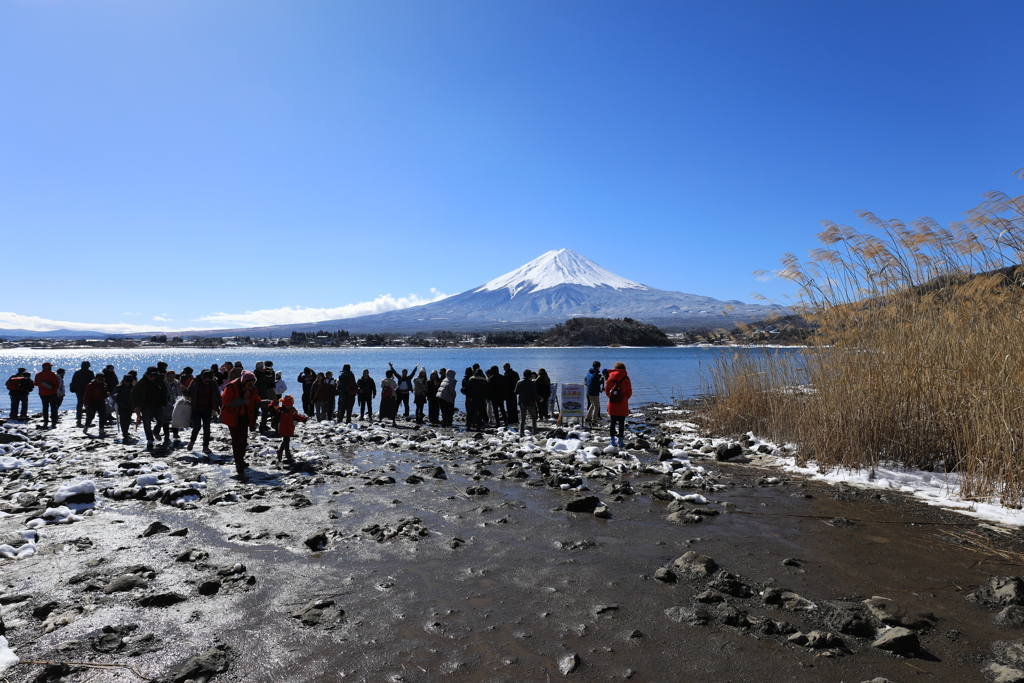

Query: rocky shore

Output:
[2, 407, 1024, 682]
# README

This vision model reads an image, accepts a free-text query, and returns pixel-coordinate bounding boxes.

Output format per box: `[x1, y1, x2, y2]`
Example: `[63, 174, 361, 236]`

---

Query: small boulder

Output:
[172, 643, 230, 683]
[998, 606, 1024, 628]
[304, 529, 330, 552]
[565, 496, 600, 513]
[972, 577, 1024, 607]
[986, 663, 1024, 683]
[871, 627, 919, 655]
[672, 551, 717, 576]
[142, 521, 170, 537]
[104, 574, 148, 594]
[559, 652, 580, 675]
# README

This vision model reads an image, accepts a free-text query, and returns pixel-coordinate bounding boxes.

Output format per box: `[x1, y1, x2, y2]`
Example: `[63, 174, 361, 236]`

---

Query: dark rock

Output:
[694, 590, 725, 604]
[708, 571, 753, 598]
[714, 443, 743, 461]
[138, 592, 188, 608]
[666, 511, 703, 525]
[465, 486, 490, 496]
[169, 528, 189, 537]
[654, 568, 676, 583]
[142, 521, 170, 537]
[175, 548, 209, 563]
[972, 576, 1024, 607]
[828, 603, 876, 638]
[291, 599, 345, 627]
[862, 596, 935, 630]
[304, 529, 330, 551]
[448, 537, 465, 549]
[405, 474, 424, 484]
[872, 626, 919, 655]
[716, 604, 750, 628]
[430, 466, 448, 479]
[664, 606, 711, 625]
[104, 573, 148, 593]
[998, 606, 1024, 628]
[172, 643, 231, 683]
[161, 487, 202, 505]
[33, 600, 61, 619]
[593, 505, 611, 519]
[782, 557, 802, 567]
[565, 495, 600, 513]
[0, 593, 31, 605]
[789, 630, 843, 649]
[993, 639, 1024, 668]
[198, 581, 222, 596]
[763, 587, 816, 612]
[672, 551, 717, 576]
[246, 504, 271, 513]
[593, 604, 619, 616]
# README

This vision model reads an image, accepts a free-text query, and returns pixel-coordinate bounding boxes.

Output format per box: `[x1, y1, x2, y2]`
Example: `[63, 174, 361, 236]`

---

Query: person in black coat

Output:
[486, 366, 507, 427]
[69, 361, 95, 427]
[467, 368, 489, 430]
[503, 363, 520, 424]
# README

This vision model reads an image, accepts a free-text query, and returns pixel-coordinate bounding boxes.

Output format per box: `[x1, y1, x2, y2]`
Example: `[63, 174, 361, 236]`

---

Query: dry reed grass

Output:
[707, 172, 1024, 505]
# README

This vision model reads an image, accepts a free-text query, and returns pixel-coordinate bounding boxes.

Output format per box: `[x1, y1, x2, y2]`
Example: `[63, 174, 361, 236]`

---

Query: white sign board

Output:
[560, 383, 585, 417]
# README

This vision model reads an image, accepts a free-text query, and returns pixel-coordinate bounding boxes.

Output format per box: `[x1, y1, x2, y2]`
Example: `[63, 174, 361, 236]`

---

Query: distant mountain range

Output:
[214, 249, 771, 336]
[1, 249, 772, 339]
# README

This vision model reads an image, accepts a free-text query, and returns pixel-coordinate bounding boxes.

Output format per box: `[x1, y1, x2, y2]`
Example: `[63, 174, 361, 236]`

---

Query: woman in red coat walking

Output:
[221, 370, 264, 474]
[605, 362, 632, 448]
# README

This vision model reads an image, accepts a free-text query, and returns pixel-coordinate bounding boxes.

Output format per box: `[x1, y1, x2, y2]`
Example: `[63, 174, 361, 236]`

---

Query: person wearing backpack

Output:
[69, 361, 95, 427]
[82, 374, 109, 437]
[34, 362, 61, 428]
[605, 362, 633, 447]
[7, 368, 33, 422]
[585, 361, 604, 426]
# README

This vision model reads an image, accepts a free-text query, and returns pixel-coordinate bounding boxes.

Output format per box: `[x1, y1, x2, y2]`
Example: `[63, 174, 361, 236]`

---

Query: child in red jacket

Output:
[271, 395, 308, 464]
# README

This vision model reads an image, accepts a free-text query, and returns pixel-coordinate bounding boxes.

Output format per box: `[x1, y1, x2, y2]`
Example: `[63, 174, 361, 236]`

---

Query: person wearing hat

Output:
[6, 368, 33, 421]
[35, 362, 61, 428]
[221, 370, 267, 474]
[69, 361, 95, 427]
[269, 395, 307, 464]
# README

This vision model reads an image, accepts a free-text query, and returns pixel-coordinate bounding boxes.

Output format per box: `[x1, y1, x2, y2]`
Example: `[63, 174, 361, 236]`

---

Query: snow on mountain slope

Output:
[475, 249, 649, 297]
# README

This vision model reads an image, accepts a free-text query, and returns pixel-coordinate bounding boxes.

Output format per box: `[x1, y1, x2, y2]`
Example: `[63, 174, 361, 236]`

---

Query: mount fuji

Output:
[230, 249, 771, 335]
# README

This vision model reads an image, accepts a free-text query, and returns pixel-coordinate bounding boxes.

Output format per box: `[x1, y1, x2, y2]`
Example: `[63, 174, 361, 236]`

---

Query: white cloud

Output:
[0, 290, 451, 335]
[0, 312, 179, 335]
[195, 290, 451, 328]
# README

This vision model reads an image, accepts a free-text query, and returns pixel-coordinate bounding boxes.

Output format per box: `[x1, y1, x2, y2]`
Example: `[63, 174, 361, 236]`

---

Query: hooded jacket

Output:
[604, 368, 632, 417]
[35, 367, 60, 396]
[221, 372, 262, 428]
[437, 370, 458, 404]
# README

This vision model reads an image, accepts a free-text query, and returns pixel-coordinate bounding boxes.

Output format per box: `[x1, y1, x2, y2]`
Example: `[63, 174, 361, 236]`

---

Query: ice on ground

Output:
[52, 480, 96, 504]
[547, 439, 581, 453]
[775, 456, 1024, 527]
[27, 506, 84, 528]
[0, 635, 19, 674]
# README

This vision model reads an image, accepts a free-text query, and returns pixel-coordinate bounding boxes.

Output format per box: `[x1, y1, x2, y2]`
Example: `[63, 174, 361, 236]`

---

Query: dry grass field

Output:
[707, 173, 1024, 505]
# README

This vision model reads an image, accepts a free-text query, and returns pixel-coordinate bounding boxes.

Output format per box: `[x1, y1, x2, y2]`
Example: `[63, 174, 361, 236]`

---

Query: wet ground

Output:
[3, 411, 1024, 682]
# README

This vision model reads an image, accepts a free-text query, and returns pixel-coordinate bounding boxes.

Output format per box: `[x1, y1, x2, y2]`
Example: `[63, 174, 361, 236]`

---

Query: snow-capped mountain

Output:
[227, 249, 771, 335]
[476, 249, 649, 296]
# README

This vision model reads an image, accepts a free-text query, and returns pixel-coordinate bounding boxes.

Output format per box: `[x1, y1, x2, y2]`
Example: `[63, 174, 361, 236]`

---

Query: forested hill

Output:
[534, 317, 674, 347]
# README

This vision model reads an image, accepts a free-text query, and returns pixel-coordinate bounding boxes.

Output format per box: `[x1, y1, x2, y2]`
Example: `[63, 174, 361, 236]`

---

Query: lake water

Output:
[0, 346, 802, 414]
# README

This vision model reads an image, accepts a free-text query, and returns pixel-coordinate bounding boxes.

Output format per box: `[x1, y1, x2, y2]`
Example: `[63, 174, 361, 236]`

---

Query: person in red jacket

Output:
[270, 395, 308, 465]
[604, 362, 633, 448]
[35, 362, 61, 428]
[82, 375, 109, 437]
[220, 370, 266, 474]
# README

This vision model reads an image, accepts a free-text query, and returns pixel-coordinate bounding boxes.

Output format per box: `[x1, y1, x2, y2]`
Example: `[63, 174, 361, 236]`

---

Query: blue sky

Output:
[1, 0, 1021, 333]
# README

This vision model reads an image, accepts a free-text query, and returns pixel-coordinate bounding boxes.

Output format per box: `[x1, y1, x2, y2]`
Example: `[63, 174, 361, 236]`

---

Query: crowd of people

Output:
[5, 357, 633, 472]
